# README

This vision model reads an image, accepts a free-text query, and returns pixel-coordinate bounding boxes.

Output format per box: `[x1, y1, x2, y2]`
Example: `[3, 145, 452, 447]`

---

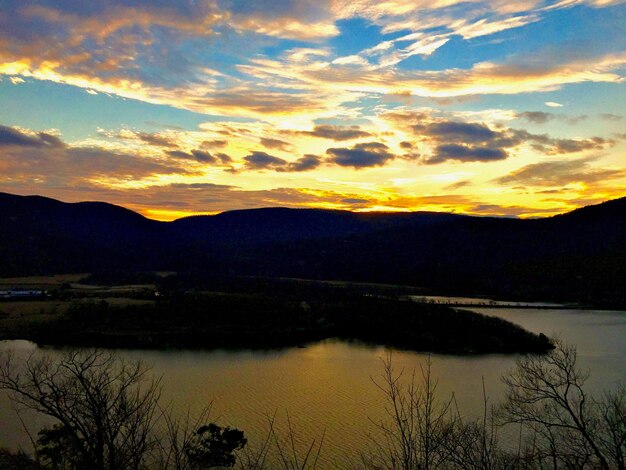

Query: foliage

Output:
[15, 289, 553, 354]
[0, 447, 40, 469]
[186, 423, 247, 468]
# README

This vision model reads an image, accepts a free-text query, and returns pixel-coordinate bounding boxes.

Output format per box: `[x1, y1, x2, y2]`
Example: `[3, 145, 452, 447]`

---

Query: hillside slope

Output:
[1, 192, 624, 305]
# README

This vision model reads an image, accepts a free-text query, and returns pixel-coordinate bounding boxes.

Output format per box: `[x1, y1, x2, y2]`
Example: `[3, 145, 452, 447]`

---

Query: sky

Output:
[0, 0, 624, 220]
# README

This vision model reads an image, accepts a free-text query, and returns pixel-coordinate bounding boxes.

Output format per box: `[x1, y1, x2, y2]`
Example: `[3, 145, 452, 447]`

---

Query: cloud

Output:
[284, 154, 322, 172]
[135, 132, 179, 148]
[260, 137, 293, 151]
[102, 129, 179, 148]
[516, 111, 556, 124]
[0, 123, 188, 190]
[326, 142, 396, 168]
[522, 132, 614, 154]
[600, 113, 623, 121]
[495, 159, 626, 187]
[214, 153, 233, 164]
[445, 180, 472, 190]
[516, 111, 587, 125]
[406, 119, 518, 163]
[239, 152, 322, 173]
[545, 102, 563, 107]
[1, 0, 624, 127]
[166, 149, 217, 163]
[201, 139, 229, 149]
[295, 125, 371, 141]
[341, 198, 369, 206]
[388, 113, 616, 163]
[242, 151, 288, 170]
[0, 125, 65, 148]
[0, 145, 186, 186]
[416, 121, 499, 143]
[427, 144, 508, 164]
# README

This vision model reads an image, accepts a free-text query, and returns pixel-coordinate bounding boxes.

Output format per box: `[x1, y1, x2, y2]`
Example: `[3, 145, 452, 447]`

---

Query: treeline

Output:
[15, 288, 552, 354]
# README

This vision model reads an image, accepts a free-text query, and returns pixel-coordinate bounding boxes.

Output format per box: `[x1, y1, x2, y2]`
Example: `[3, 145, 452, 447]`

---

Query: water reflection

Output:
[1, 308, 624, 468]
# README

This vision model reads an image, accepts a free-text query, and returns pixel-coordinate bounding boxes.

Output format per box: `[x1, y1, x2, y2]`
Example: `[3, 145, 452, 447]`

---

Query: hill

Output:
[1, 192, 624, 306]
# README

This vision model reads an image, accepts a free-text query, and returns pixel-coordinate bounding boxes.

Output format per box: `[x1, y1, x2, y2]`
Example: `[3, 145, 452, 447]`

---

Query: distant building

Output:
[0, 289, 46, 299]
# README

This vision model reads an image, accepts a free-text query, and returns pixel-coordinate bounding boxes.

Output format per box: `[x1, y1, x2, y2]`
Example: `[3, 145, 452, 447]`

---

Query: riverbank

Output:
[0, 285, 553, 354]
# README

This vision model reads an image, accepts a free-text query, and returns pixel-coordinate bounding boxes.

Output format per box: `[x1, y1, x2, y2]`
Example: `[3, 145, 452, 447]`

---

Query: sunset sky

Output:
[0, 0, 624, 220]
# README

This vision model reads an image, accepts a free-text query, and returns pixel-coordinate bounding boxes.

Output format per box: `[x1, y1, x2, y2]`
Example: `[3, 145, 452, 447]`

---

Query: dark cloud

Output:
[399, 141, 414, 149]
[495, 159, 626, 187]
[516, 111, 555, 124]
[0, 1, 224, 93]
[407, 119, 615, 163]
[0, 124, 187, 186]
[341, 198, 369, 204]
[233, 152, 321, 173]
[527, 134, 614, 154]
[427, 144, 507, 164]
[550, 137, 610, 154]
[445, 180, 471, 190]
[417, 121, 498, 143]
[191, 150, 217, 163]
[516, 111, 587, 125]
[0, 125, 65, 148]
[410, 120, 517, 164]
[166, 149, 217, 163]
[0, 146, 186, 187]
[201, 139, 228, 149]
[297, 125, 371, 141]
[243, 151, 288, 170]
[284, 154, 322, 172]
[215, 153, 232, 164]
[326, 142, 396, 168]
[260, 137, 293, 151]
[101, 129, 178, 148]
[136, 132, 178, 148]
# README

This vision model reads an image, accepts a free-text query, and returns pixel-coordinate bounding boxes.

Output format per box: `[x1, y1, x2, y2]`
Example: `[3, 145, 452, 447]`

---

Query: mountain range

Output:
[1, 192, 625, 306]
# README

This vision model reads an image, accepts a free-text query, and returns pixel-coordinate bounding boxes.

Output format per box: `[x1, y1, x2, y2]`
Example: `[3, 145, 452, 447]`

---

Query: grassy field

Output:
[0, 274, 157, 340]
[0, 273, 85, 288]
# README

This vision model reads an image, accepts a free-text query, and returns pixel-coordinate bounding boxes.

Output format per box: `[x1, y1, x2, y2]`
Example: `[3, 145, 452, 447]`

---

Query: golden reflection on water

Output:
[1, 308, 624, 468]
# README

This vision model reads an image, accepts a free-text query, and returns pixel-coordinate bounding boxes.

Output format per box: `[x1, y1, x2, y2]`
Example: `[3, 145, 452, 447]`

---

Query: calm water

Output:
[1, 307, 624, 467]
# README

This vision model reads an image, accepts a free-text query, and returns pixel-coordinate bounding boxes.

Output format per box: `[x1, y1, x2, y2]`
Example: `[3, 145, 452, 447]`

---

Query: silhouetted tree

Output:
[0, 349, 161, 470]
[366, 354, 456, 470]
[500, 338, 626, 470]
[186, 423, 247, 468]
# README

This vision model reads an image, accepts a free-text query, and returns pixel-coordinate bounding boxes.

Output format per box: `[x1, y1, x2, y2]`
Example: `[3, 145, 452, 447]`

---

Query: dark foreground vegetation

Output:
[2, 279, 552, 354]
[1, 192, 625, 308]
[0, 339, 623, 469]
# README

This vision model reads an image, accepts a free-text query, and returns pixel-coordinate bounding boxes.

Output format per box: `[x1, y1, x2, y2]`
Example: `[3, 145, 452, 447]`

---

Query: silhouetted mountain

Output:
[0, 193, 165, 274]
[1, 192, 624, 306]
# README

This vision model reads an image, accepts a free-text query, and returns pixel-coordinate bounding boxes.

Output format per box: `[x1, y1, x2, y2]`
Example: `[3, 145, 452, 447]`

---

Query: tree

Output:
[500, 338, 626, 470]
[186, 423, 247, 468]
[0, 349, 161, 470]
[366, 354, 456, 470]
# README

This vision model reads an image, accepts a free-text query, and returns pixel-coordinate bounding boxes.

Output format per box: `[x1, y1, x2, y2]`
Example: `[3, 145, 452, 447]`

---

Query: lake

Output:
[1, 306, 624, 468]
